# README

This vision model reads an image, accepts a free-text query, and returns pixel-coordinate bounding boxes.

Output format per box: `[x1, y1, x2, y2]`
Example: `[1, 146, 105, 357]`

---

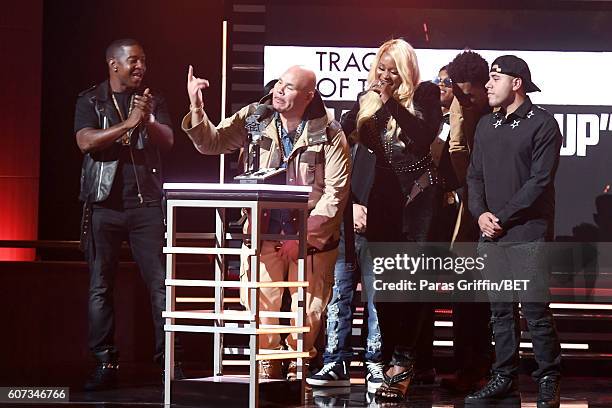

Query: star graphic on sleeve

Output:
[511, 119, 521, 129]
[527, 110, 534, 118]
[493, 119, 503, 128]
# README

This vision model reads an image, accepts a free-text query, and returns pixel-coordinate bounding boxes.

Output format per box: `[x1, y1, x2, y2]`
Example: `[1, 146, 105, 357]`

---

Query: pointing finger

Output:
[194, 79, 210, 88]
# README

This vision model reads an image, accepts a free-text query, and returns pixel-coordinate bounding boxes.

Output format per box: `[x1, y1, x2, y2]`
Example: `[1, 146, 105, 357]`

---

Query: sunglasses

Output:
[433, 77, 453, 88]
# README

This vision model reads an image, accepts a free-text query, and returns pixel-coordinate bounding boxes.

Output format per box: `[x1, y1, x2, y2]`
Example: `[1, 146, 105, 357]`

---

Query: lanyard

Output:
[275, 113, 305, 161]
[111, 93, 135, 146]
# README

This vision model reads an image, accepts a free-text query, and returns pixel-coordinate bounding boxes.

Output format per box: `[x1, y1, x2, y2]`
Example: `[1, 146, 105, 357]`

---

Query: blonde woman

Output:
[341, 39, 442, 401]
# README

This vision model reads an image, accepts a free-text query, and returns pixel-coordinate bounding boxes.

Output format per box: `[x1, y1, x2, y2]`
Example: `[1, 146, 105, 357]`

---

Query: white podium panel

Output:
[163, 183, 311, 408]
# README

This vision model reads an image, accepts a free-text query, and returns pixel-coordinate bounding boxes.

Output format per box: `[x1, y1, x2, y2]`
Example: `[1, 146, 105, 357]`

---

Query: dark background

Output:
[1, 0, 228, 384]
[2, 0, 611, 387]
[38, 0, 612, 242]
[39, 0, 226, 241]
[263, 2, 612, 240]
[266, 1, 612, 51]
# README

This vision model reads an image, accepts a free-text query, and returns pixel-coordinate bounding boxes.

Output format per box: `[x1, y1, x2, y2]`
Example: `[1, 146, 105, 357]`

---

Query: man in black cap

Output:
[465, 55, 562, 408]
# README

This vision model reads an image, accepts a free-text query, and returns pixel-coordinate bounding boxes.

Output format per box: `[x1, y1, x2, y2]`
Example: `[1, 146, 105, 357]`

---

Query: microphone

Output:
[245, 104, 273, 140]
[252, 104, 273, 122]
[245, 104, 273, 172]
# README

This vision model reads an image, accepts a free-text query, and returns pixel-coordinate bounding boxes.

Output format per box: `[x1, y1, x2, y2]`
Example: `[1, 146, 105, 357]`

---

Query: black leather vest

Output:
[77, 80, 164, 204]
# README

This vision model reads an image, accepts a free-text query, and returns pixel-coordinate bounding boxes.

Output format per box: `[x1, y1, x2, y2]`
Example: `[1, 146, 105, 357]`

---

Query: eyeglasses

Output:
[433, 77, 452, 88]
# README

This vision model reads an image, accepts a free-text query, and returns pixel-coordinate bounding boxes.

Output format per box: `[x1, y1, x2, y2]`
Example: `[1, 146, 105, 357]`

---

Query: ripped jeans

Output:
[323, 226, 382, 364]
[479, 241, 561, 380]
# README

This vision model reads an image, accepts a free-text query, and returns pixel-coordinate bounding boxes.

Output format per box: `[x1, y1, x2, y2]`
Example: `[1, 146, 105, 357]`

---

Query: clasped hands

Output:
[125, 88, 155, 128]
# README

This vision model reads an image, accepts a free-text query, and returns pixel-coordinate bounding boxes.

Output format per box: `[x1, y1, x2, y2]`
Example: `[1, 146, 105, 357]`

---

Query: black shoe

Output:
[465, 373, 518, 403]
[162, 362, 186, 384]
[84, 362, 119, 391]
[537, 375, 560, 408]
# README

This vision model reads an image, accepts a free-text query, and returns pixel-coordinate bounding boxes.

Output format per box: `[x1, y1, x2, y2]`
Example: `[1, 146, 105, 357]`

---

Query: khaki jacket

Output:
[448, 97, 481, 186]
[449, 97, 488, 243]
[181, 93, 350, 250]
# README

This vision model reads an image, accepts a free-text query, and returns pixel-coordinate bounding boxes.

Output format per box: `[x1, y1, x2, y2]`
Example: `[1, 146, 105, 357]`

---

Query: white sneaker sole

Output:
[306, 378, 351, 387]
[367, 380, 383, 393]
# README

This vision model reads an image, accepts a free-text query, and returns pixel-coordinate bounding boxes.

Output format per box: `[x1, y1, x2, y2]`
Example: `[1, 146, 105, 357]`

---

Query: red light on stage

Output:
[0, 4, 41, 262]
[0, 179, 38, 261]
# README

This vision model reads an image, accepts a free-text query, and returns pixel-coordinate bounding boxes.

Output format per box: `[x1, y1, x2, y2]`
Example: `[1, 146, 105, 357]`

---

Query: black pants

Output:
[88, 206, 166, 363]
[414, 303, 435, 370]
[414, 195, 461, 371]
[453, 302, 492, 371]
[479, 241, 561, 380]
[369, 182, 440, 368]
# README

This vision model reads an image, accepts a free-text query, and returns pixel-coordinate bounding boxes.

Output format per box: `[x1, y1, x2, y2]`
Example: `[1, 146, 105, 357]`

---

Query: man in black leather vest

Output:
[74, 38, 175, 391]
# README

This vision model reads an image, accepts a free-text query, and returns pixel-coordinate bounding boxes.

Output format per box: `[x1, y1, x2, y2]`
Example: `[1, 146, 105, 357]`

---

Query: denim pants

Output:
[323, 226, 382, 364]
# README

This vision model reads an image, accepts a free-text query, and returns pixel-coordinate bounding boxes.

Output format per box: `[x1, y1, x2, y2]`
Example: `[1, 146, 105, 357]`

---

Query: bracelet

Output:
[190, 104, 204, 112]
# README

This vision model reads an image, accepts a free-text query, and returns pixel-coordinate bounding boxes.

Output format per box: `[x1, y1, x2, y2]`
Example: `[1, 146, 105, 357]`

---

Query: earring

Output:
[114, 67, 118, 72]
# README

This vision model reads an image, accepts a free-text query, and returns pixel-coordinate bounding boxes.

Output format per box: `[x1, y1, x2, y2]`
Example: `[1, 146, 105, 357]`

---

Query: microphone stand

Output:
[248, 131, 261, 173]
[235, 107, 286, 184]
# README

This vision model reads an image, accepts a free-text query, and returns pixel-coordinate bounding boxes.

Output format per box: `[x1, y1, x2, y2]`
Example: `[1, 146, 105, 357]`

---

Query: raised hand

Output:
[451, 82, 473, 108]
[370, 79, 394, 103]
[187, 65, 210, 109]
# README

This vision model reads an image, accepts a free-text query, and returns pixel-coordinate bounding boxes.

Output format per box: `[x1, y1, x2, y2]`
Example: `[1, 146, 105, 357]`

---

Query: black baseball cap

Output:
[490, 55, 541, 93]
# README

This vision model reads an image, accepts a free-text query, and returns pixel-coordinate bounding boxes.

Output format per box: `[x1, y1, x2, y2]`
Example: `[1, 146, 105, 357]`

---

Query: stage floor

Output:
[1, 375, 610, 407]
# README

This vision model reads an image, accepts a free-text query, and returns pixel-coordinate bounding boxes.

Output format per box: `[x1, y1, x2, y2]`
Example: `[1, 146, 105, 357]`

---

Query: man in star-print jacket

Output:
[465, 55, 562, 408]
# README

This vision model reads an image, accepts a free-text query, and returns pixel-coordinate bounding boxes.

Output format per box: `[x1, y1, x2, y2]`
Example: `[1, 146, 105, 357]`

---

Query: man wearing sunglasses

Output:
[430, 66, 455, 177]
[414, 65, 457, 387]
[434, 67, 455, 116]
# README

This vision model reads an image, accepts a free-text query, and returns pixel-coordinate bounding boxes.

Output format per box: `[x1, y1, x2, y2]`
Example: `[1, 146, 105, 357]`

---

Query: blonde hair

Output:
[355, 39, 420, 141]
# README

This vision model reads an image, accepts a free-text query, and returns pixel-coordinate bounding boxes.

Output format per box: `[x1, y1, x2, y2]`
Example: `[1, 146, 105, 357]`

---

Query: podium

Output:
[162, 183, 312, 408]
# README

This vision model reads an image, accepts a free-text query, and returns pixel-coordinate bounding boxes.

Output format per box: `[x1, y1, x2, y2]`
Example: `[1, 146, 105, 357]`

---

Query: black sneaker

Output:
[365, 361, 384, 393]
[306, 361, 350, 387]
[84, 362, 119, 391]
[465, 373, 518, 403]
[537, 375, 560, 408]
